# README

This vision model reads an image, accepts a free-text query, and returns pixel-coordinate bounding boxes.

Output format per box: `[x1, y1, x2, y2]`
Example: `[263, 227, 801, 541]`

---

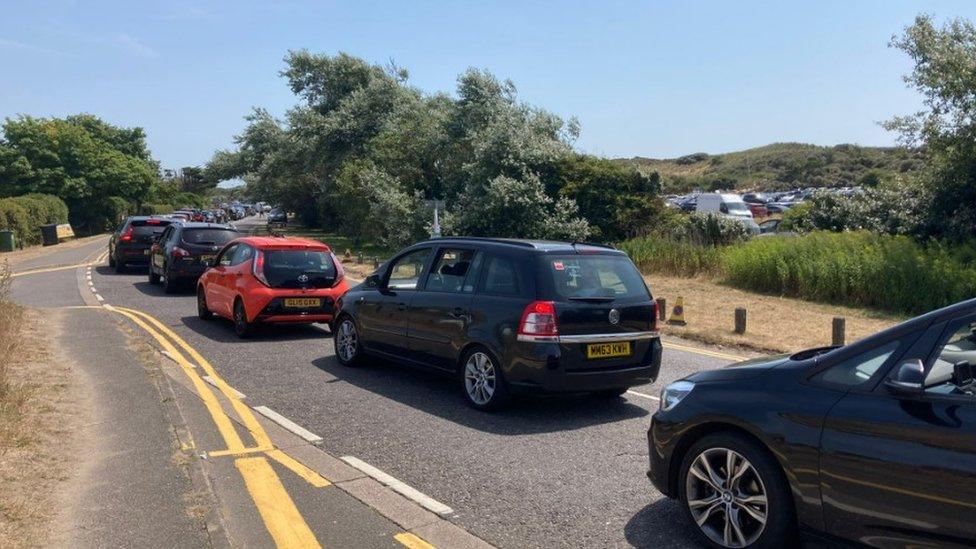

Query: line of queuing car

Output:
[105, 211, 976, 548]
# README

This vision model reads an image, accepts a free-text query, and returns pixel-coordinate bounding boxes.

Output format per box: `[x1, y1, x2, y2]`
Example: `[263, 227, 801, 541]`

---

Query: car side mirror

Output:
[884, 359, 925, 396]
[364, 273, 381, 289]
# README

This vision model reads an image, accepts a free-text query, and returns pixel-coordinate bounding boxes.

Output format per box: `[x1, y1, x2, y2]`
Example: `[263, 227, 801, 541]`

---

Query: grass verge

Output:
[0, 263, 84, 547]
[651, 274, 901, 354]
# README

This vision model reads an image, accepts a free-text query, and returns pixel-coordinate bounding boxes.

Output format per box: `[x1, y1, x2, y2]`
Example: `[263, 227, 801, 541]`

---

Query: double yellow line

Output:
[106, 305, 323, 548]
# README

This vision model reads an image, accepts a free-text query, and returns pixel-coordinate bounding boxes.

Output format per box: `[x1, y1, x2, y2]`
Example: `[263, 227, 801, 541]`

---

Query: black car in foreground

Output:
[333, 237, 662, 410]
[148, 222, 240, 293]
[108, 216, 175, 272]
[648, 298, 976, 548]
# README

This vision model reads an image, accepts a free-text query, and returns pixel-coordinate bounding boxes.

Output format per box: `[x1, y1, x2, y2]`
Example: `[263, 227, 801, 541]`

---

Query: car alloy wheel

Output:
[335, 318, 359, 364]
[685, 447, 768, 548]
[464, 351, 497, 406]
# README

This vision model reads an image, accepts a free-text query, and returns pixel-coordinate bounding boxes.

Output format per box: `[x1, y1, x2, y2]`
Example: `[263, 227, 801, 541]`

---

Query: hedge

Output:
[0, 194, 70, 246]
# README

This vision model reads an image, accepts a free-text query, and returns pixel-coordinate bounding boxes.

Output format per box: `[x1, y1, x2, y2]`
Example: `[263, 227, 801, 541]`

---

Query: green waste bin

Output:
[0, 230, 14, 253]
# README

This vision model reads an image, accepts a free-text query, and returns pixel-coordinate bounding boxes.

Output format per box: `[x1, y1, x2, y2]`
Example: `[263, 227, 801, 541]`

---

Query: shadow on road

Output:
[180, 315, 329, 343]
[310, 354, 649, 435]
[625, 499, 700, 548]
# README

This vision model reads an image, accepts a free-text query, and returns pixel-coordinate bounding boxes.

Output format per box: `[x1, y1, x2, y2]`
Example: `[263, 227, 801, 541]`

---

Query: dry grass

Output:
[650, 275, 902, 354]
[0, 263, 85, 547]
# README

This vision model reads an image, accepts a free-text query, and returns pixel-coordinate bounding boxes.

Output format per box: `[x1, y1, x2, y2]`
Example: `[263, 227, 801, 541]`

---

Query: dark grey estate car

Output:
[332, 237, 663, 410]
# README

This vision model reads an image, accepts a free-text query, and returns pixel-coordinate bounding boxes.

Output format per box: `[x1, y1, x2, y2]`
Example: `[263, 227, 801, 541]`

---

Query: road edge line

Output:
[340, 456, 454, 516]
[253, 406, 323, 443]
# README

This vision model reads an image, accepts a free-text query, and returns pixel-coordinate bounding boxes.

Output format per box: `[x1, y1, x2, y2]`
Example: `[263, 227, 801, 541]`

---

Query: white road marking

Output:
[340, 455, 454, 516]
[626, 389, 660, 401]
[202, 375, 245, 399]
[253, 405, 323, 443]
[159, 350, 189, 367]
[94, 294, 104, 302]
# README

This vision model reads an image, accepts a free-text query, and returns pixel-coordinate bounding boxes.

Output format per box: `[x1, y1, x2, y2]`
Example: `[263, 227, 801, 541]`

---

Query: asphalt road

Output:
[13, 218, 737, 548]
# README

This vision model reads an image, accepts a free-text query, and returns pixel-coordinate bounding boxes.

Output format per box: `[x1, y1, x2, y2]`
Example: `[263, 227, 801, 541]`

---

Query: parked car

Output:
[108, 216, 175, 273]
[196, 236, 349, 338]
[696, 193, 754, 220]
[764, 202, 792, 214]
[647, 298, 976, 548]
[149, 222, 241, 293]
[332, 238, 663, 410]
[267, 208, 287, 226]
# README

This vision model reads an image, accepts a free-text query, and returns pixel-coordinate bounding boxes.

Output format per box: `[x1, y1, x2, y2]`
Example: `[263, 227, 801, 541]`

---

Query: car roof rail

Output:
[421, 236, 537, 248]
[572, 241, 616, 250]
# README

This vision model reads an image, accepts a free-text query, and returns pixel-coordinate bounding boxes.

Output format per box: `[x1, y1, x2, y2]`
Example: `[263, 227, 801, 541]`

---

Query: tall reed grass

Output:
[618, 235, 723, 277]
[620, 231, 976, 315]
[721, 231, 976, 315]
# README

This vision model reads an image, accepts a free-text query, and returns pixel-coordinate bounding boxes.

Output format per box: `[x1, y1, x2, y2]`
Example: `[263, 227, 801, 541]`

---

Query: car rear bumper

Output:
[256, 313, 334, 324]
[506, 335, 662, 393]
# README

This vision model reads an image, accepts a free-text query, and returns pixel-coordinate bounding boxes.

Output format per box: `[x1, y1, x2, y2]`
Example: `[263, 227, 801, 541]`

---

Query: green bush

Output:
[0, 199, 31, 246]
[23, 194, 69, 224]
[139, 203, 174, 215]
[721, 231, 976, 314]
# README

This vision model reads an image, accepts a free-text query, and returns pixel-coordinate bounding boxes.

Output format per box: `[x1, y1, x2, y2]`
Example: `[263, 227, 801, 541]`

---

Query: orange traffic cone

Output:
[668, 296, 687, 326]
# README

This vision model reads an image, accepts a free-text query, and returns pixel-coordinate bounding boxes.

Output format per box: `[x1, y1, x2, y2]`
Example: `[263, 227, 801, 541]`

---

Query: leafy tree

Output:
[0, 115, 157, 233]
[885, 15, 976, 240]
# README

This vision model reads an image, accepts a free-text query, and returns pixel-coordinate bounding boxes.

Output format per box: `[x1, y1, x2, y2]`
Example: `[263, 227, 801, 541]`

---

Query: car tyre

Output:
[114, 259, 125, 273]
[678, 432, 796, 549]
[460, 347, 510, 411]
[163, 270, 178, 294]
[148, 268, 160, 285]
[333, 315, 363, 367]
[108, 253, 116, 268]
[197, 287, 213, 320]
[233, 298, 255, 338]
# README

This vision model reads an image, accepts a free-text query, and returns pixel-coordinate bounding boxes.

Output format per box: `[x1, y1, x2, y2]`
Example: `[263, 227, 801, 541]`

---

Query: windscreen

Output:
[544, 255, 649, 300]
[130, 219, 172, 240]
[725, 200, 750, 213]
[263, 249, 336, 289]
[182, 228, 239, 246]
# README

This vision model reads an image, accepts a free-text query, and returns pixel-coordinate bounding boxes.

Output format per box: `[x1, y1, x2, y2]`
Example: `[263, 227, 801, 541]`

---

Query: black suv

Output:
[333, 238, 662, 410]
[108, 216, 174, 273]
[148, 222, 240, 293]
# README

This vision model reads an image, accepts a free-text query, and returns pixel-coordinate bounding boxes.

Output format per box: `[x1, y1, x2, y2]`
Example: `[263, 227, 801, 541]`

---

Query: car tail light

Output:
[651, 300, 659, 332]
[120, 227, 134, 243]
[518, 301, 558, 337]
[330, 252, 345, 287]
[252, 250, 270, 286]
[171, 246, 190, 258]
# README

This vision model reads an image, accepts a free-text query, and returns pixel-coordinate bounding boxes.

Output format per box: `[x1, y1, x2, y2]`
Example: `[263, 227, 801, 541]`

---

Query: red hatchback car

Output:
[196, 236, 349, 337]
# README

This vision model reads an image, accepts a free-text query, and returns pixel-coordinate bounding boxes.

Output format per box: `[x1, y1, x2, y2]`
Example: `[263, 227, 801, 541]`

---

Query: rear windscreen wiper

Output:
[567, 296, 615, 302]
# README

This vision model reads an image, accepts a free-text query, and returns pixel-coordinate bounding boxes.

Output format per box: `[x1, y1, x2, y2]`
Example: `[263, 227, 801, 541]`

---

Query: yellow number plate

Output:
[283, 298, 321, 308]
[200, 255, 214, 264]
[586, 341, 631, 359]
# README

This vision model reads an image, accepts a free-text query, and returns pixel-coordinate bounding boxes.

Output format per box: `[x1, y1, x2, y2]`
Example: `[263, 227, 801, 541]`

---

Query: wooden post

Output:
[373, 257, 380, 269]
[734, 308, 747, 334]
[832, 317, 846, 346]
[656, 298, 667, 322]
[357, 252, 364, 265]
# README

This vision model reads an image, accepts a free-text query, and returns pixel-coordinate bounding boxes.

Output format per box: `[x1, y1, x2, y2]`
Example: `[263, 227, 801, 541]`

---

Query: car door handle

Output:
[397, 302, 408, 311]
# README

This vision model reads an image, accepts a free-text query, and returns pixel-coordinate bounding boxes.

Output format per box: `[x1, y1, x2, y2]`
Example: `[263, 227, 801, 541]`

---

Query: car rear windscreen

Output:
[130, 219, 172, 238]
[544, 255, 649, 300]
[263, 250, 336, 288]
[182, 228, 239, 246]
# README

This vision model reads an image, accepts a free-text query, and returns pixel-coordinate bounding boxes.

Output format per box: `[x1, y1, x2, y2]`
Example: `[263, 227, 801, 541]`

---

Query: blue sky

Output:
[3, 1, 976, 169]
